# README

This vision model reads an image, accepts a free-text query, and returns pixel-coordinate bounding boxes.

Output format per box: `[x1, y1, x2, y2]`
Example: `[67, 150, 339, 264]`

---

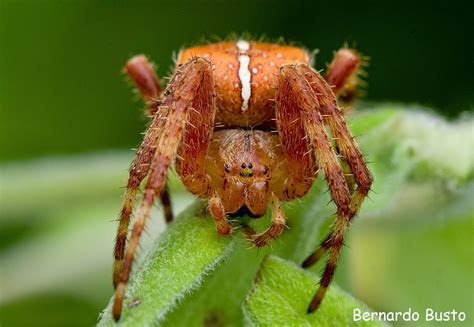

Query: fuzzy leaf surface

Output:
[243, 255, 384, 327]
[97, 203, 235, 326]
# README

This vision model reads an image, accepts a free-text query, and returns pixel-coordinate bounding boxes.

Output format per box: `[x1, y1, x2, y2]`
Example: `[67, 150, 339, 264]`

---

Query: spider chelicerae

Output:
[112, 39, 373, 321]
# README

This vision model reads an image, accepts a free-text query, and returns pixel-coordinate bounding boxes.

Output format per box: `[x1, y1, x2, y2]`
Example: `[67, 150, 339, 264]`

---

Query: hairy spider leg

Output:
[175, 54, 216, 199]
[124, 55, 163, 114]
[239, 56, 321, 248]
[159, 185, 173, 223]
[299, 64, 373, 312]
[326, 47, 362, 190]
[277, 65, 351, 313]
[301, 155, 355, 268]
[124, 55, 175, 223]
[277, 64, 372, 314]
[247, 194, 286, 247]
[307, 64, 372, 199]
[209, 193, 232, 235]
[301, 62, 373, 268]
[301, 48, 362, 267]
[273, 67, 317, 202]
[113, 56, 173, 289]
[301, 233, 332, 268]
[112, 107, 169, 288]
[113, 57, 215, 321]
[125, 56, 194, 223]
[325, 48, 360, 96]
[325, 47, 367, 105]
[243, 93, 317, 247]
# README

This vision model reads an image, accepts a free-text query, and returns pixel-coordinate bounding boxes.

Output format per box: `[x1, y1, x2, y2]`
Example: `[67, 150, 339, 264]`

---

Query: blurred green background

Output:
[0, 1, 473, 326]
[1, 0, 473, 161]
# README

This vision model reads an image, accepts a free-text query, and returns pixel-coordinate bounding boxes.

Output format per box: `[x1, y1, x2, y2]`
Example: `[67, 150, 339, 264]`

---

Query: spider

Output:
[112, 40, 373, 321]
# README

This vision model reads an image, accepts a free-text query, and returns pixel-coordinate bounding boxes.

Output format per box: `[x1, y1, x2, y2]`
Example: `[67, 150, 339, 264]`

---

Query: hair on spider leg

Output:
[227, 218, 240, 224]
[283, 201, 297, 210]
[295, 193, 313, 208]
[322, 185, 331, 195]
[303, 148, 313, 157]
[245, 242, 259, 251]
[342, 241, 352, 250]
[328, 210, 339, 220]
[133, 243, 147, 262]
[118, 184, 128, 190]
[186, 121, 197, 129]
[326, 198, 336, 207]
[350, 133, 366, 140]
[231, 224, 244, 231]
[281, 222, 291, 232]
[366, 192, 376, 203]
[188, 107, 202, 115]
[307, 48, 319, 67]
[141, 224, 153, 238]
[290, 117, 301, 124]
[266, 241, 275, 251]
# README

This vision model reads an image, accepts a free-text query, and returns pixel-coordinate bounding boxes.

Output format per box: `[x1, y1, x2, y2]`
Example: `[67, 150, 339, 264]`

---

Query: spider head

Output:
[206, 129, 277, 216]
[221, 160, 271, 217]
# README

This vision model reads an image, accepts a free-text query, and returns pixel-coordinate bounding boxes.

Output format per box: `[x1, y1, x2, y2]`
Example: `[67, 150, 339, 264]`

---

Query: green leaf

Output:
[160, 234, 273, 327]
[94, 106, 473, 326]
[243, 255, 384, 327]
[97, 202, 235, 326]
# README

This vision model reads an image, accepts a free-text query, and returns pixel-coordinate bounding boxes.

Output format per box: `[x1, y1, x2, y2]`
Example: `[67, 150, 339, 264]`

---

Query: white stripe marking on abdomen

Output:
[236, 40, 251, 112]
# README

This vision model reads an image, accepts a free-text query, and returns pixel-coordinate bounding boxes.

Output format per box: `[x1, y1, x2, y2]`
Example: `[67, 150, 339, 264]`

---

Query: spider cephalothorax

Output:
[112, 40, 372, 320]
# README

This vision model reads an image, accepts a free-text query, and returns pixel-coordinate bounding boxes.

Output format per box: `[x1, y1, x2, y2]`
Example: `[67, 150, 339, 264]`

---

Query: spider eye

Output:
[248, 163, 253, 169]
[240, 171, 245, 177]
[249, 171, 253, 177]
[224, 163, 231, 173]
[241, 163, 246, 169]
[263, 166, 269, 175]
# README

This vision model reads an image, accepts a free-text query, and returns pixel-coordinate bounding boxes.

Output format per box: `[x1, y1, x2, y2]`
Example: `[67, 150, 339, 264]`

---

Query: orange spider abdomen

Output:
[178, 41, 309, 127]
